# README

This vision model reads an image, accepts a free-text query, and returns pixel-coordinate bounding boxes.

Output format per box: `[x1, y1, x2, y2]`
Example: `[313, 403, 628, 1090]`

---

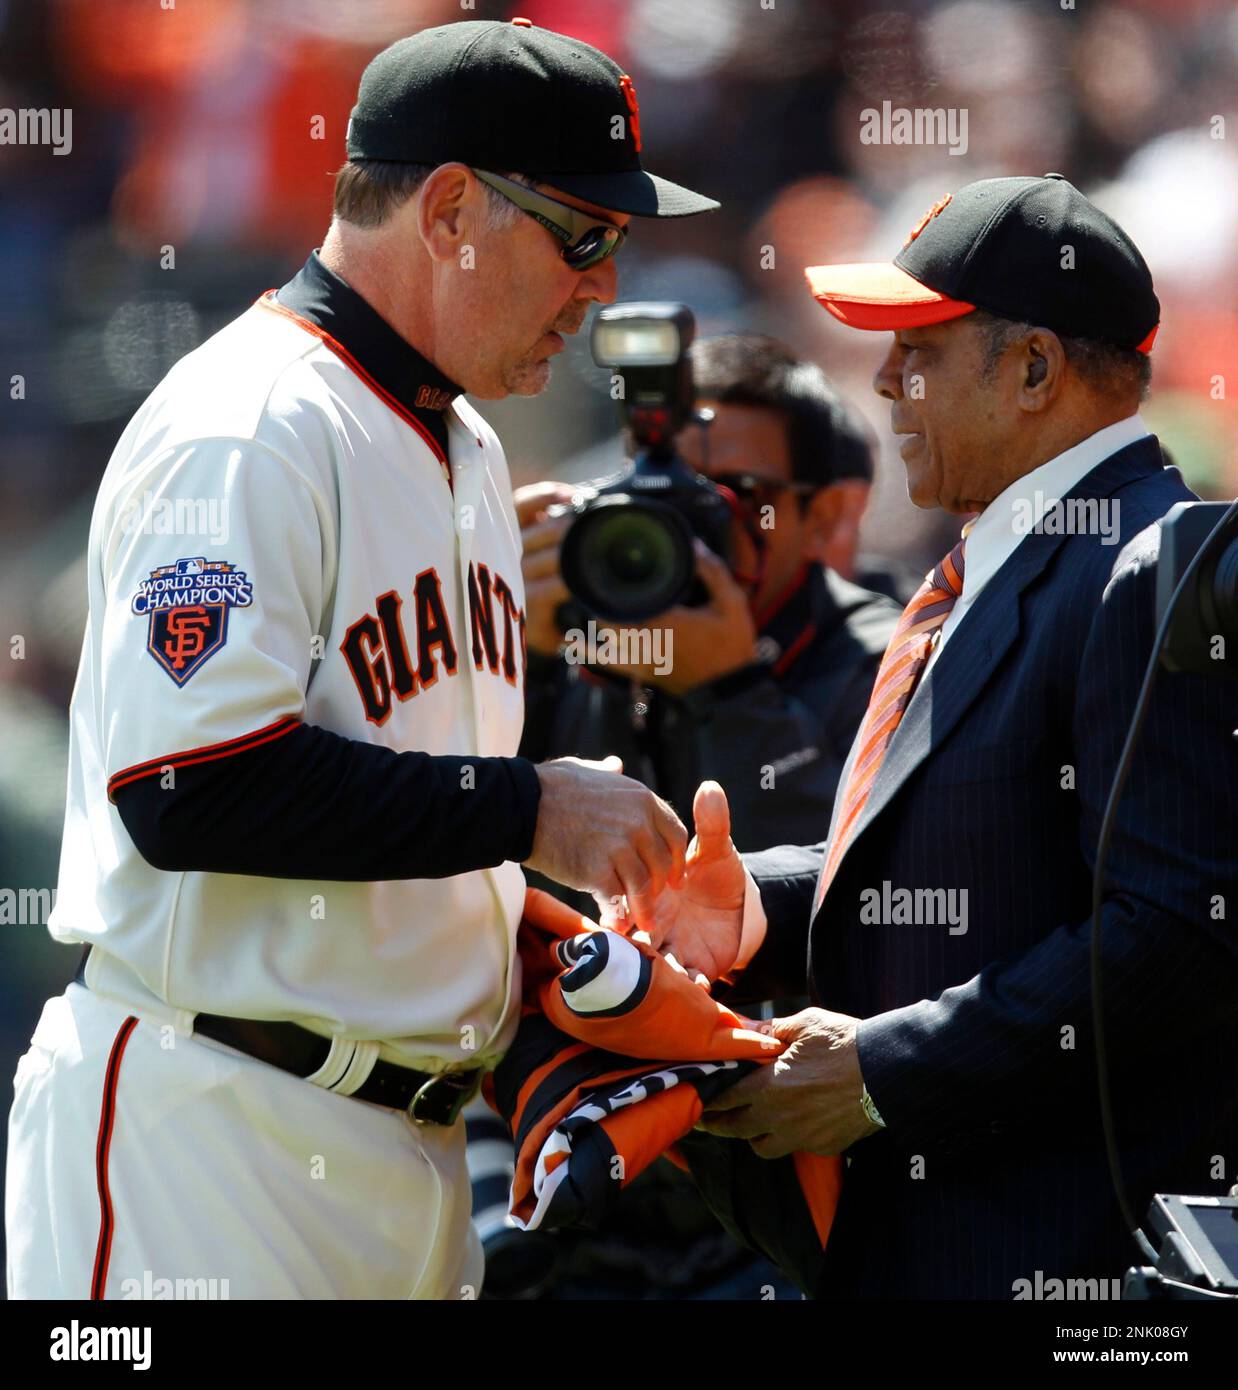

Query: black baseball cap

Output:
[806, 174, 1159, 353]
[345, 18, 719, 218]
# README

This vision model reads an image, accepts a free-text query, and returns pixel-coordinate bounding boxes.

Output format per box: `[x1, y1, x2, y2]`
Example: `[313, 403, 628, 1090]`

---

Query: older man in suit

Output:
[632, 174, 1237, 1298]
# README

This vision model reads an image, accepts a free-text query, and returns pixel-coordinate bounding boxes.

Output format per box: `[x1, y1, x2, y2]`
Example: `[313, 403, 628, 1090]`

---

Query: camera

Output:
[555, 303, 735, 623]
[1123, 1193, 1238, 1298]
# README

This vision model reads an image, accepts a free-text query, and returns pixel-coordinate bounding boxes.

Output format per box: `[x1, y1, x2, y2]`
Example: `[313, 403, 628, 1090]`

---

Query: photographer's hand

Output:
[605, 541, 758, 695]
[514, 481, 574, 657]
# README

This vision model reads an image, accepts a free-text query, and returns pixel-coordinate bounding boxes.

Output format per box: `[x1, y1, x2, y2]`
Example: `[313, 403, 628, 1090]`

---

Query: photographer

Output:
[518, 334, 901, 855]
[478, 335, 900, 1300]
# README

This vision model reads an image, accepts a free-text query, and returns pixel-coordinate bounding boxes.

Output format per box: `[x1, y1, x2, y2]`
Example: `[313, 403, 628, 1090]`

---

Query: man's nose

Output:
[873, 340, 904, 401]
[576, 254, 619, 305]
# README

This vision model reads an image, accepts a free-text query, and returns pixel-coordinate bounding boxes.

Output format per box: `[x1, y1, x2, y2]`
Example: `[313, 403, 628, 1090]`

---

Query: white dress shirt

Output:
[924, 413, 1150, 675]
[731, 412, 1151, 974]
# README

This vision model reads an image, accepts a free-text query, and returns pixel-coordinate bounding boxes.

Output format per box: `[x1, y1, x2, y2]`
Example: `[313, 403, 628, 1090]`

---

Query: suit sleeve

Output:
[726, 840, 827, 1003]
[854, 531, 1238, 1148]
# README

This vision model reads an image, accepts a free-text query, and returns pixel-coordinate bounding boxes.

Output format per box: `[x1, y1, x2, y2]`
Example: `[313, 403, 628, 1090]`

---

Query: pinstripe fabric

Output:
[813, 534, 967, 916]
[741, 439, 1238, 1299]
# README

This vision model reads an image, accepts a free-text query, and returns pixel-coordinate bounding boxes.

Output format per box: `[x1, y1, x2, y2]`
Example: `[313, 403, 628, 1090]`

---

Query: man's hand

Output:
[524, 755, 687, 924]
[514, 481, 575, 657]
[697, 1008, 881, 1158]
[601, 542, 758, 695]
[625, 780, 746, 983]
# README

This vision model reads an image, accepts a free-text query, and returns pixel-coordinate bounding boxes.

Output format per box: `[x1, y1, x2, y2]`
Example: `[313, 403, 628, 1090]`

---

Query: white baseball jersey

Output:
[50, 262, 530, 1072]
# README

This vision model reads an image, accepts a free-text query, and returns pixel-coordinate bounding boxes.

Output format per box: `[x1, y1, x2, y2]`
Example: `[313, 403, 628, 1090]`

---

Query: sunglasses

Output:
[709, 471, 820, 505]
[472, 168, 627, 271]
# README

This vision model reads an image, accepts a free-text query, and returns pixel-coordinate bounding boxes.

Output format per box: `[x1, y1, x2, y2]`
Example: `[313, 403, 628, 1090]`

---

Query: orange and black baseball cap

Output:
[806, 174, 1159, 352]
[346, 19, 719, 218]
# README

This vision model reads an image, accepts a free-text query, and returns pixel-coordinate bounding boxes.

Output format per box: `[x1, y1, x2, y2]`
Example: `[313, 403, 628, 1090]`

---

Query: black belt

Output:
[75, 947, 480, 1126]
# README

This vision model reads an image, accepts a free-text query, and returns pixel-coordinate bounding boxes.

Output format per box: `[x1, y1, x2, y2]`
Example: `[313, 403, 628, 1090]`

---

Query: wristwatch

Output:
[860, 1082, 886, 1129]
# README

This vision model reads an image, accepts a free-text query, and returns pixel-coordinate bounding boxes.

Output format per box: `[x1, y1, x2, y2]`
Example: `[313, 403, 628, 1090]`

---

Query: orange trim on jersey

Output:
[106, 715, 301, 802]
[255, 292, 452, 476]
[91, 1015, 138, 1300]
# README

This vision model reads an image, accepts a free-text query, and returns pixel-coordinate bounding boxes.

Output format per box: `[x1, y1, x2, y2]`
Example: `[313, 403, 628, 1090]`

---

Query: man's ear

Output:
[416, 163, 474, 263]
[1017, 329, 1066, 413]
[803, 481, 869, 580]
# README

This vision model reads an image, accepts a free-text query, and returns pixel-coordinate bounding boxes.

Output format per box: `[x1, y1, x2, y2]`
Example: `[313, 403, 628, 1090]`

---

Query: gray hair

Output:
[332, 160, 531, 231]
[971, 309, 1152, 402]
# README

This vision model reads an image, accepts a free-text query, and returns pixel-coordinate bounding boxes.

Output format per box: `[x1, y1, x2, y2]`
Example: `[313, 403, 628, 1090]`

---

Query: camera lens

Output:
[560, 495, 695, 621]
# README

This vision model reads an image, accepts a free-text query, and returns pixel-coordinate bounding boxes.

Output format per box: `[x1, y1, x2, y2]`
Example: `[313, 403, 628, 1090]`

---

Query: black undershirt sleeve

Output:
[113, 722, 542, 882]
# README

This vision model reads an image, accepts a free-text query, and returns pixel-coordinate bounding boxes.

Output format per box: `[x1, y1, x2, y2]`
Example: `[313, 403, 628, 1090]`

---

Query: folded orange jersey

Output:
[486, 888, 842, 1291]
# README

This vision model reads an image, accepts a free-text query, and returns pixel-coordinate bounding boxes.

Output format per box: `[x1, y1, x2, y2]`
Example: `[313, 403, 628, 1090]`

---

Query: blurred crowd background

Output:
[2, 0, 1236, 1287]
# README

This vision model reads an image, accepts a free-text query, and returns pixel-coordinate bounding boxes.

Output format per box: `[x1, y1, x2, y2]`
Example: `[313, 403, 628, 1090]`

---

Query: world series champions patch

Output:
[131, 557, 254, 685]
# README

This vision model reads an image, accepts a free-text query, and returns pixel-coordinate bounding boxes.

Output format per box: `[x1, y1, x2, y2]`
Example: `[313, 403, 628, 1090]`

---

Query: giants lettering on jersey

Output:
[341, 562, 526, 725]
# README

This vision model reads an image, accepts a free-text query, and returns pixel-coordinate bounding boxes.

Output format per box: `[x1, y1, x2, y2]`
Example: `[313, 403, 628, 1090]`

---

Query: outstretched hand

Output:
[617, 780, 746, 984]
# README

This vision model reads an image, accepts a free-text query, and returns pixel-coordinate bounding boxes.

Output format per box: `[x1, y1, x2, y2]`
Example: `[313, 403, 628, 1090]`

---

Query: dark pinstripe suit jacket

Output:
[740, 437, 1238, 1299]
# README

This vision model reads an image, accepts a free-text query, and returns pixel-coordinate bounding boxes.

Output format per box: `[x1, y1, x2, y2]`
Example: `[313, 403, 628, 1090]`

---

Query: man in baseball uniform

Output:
[6, 20, 718, 1300]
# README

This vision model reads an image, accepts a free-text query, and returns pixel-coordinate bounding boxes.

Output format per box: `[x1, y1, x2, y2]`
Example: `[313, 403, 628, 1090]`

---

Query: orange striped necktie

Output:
[812, 526, 970, 916]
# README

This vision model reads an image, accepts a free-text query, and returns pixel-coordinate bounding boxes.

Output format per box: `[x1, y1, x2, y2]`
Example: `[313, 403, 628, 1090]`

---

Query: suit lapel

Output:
[814, 437, 1165, 913]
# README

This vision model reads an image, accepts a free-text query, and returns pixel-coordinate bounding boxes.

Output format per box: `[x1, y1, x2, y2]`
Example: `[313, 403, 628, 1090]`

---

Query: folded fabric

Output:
[486, 888, 843, 1292]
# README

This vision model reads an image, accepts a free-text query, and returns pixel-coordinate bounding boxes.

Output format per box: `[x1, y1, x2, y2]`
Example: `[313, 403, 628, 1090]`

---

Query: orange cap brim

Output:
[804, 262, 975, 330]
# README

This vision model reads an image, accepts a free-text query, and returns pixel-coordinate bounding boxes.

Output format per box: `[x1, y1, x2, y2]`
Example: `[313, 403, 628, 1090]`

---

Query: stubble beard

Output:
[501, 300, 588, 395]
[502, 352, 554, 396]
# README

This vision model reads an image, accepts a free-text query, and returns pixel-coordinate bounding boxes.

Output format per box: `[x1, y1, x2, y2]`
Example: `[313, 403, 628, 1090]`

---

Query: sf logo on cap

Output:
[904, 192, 952, 247]
[618, 74, 642, 152]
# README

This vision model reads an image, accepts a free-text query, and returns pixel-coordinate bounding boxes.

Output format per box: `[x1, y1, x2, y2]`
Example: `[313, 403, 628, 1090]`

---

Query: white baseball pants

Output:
[6, 984, 483, 1299]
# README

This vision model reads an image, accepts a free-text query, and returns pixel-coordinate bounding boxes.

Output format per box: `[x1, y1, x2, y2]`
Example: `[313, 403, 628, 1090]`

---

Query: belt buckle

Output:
[408, 1070, 480, 1127]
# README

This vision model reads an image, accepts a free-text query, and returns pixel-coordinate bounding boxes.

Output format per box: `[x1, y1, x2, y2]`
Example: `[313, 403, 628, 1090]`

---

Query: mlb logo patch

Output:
[131, 557, 254, 685]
